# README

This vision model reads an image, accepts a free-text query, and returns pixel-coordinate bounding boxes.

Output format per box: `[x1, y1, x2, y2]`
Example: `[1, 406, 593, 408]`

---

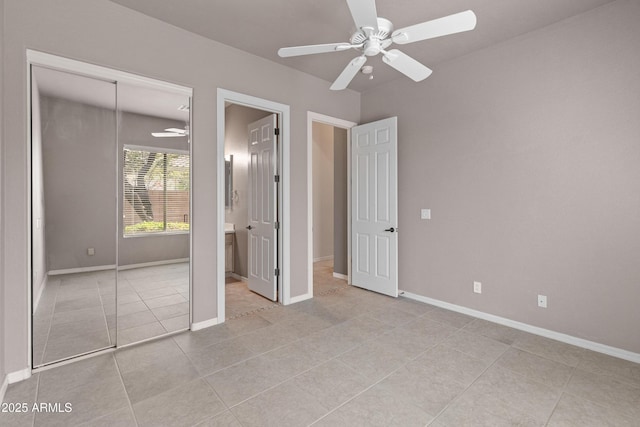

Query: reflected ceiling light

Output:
[151, 126, 189, 138]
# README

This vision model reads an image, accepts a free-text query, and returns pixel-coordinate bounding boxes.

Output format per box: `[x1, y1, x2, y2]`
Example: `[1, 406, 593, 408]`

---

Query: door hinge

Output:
[274, 221, 280, 230]
[274, 174, 280, 182]
[274, 268, 280, 277]
[274, 128, 280, 136]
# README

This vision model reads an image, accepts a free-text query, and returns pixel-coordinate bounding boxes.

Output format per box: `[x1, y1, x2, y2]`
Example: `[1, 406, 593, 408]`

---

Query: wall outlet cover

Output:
[421, 209, 431, 220]
[538, 294, 547, 308]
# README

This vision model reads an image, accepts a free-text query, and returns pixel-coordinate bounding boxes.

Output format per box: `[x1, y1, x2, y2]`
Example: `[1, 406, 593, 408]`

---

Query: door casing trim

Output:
[216, 89, 291, 322]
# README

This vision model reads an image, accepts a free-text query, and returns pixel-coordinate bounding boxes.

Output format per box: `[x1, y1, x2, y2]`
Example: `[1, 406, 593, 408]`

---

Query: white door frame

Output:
[217, 89, 291, 322]
[306, 112, 357, 298]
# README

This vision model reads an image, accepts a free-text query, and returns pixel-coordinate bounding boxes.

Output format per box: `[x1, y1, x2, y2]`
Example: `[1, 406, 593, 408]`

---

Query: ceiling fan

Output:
[151, 127, 189, 138]
[278, 0, 476, 90]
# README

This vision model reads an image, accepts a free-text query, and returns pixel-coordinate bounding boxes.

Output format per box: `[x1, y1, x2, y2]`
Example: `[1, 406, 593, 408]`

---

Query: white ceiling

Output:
[33, 66, 190, 121]
[108, 0, 615, 92]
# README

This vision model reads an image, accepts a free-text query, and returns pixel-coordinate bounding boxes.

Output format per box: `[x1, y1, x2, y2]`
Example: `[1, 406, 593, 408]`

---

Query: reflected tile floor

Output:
[117, 263, 190, 345]
[6, 261, 639, 426]
[33, 270, 115, 366]
[33, 263, 190, 365]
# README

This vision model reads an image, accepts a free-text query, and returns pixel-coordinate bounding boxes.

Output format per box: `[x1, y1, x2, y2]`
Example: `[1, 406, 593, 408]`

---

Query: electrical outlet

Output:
[538, 294, 547, 308]
[421, 209, 431, 220]
[87, 248, 95, 256]
[473, 281, 482, 294]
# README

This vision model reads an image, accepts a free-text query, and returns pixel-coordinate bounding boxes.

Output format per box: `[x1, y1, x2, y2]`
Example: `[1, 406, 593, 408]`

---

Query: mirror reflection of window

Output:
[123, 147, 190, 236]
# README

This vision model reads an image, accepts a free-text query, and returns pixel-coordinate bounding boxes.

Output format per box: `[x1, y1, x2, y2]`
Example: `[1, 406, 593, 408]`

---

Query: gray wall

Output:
[1, 0, 359, 374]
[312, 122, 334, 260]
[224, 104, 271, 278]
[361, 0, 640, 354]
[0, 0, 6, 389]
[41, 96, 117, 271]
[333, 127, 348, 276]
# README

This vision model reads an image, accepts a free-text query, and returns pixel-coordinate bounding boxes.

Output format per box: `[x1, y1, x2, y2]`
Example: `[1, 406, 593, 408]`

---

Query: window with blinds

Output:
[123, 147, 190, 236]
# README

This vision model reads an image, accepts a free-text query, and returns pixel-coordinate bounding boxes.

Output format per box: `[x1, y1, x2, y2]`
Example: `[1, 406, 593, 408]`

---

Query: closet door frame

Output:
[26, 50, 193, 373]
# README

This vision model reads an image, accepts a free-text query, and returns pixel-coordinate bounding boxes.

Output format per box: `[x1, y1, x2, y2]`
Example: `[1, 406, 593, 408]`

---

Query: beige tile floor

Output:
[5, 261, 639, 426]
[224, 277, 278, 320]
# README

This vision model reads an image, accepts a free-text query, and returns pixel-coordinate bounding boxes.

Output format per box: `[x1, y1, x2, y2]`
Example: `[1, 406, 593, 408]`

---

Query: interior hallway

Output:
[3, 262, 639, 426]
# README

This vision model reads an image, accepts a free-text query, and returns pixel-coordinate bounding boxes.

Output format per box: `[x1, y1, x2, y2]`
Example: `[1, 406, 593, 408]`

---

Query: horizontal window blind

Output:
[123, 148, 190, 236]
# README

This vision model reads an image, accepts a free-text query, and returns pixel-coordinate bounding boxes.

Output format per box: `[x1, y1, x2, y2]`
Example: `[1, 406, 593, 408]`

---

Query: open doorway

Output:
[307, 112, 356, 298]
[223, 103, 279, 318]
[215, 89, 291, 325]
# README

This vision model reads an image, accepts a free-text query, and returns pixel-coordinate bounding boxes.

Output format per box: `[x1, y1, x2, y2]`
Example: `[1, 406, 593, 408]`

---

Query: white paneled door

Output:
[351, 117, 398, 297]
[247, 114, 278, 301]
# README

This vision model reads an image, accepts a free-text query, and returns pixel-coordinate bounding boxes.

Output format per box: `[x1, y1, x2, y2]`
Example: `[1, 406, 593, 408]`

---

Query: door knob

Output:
[246, 225, 253, 230]
[384, 227, 395, 232]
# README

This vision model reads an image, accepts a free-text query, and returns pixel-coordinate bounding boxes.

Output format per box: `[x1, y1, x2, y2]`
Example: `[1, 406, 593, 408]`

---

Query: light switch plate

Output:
[473, 281, 482, 294]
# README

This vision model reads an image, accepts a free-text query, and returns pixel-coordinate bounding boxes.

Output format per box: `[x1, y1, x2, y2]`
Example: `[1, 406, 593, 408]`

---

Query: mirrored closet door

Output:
[116, 83, 191, 345]
[31, 60, 191, 368]
[31, 66, 118, 366]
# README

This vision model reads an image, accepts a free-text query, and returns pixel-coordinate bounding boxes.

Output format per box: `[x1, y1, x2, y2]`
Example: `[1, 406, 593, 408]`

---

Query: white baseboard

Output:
[7, 368, 31, 385]
[229, 273, 248, 282]
[48, 258, 188, 276]
[313, 255, 334, 263]
[118, 258, 189, 271]
[0, 374, 8, 403]
[191, 317, 219, 331]
[48, 264, 116, 276]
[400, 290, 640, 364]
[333, 272, 348, 280]
[288, 292, 313, 305]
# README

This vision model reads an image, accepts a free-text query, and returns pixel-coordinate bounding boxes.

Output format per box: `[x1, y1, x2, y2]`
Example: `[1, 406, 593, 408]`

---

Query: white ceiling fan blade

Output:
[165, 128, 185, 134]
[392, 10, 477, 45]
[330, 56, 367, 91]
[346, 0, 379, 31]
[382, 49, 432, 82]
[152, 132, 185, 138]
[278, 43, 353, 57]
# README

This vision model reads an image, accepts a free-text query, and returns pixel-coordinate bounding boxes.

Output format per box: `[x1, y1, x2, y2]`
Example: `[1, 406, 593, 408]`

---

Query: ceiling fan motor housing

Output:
[350, 17, 394, 56]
